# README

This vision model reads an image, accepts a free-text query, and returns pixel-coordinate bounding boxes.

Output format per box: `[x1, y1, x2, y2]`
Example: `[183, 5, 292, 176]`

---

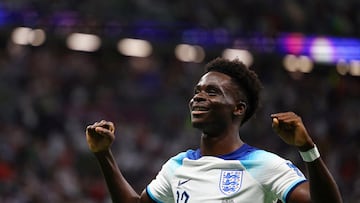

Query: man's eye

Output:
[207, 89, 218, 95]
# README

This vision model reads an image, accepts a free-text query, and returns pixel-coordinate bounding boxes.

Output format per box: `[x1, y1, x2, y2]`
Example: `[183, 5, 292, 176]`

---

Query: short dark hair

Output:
[204, 57, 262, 125]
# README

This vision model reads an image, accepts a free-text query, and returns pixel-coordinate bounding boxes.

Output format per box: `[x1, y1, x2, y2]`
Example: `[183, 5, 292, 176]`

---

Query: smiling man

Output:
[85, 57, 343, 203]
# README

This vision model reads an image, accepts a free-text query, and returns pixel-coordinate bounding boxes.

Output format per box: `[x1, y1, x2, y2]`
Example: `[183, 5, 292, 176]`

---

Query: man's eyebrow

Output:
[194, 83, 220, 90]
[206, 84, 222, 91]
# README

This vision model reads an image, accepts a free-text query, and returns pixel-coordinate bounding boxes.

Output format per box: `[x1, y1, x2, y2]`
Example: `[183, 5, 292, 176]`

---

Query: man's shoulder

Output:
[239, 146, 289, 171]
[161, 149, 198, 171]
[242, 147, 283, 161]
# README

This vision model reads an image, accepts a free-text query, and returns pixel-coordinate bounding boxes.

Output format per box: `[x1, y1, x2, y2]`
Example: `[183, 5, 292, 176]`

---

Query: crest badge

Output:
[219, 170, 243, 195]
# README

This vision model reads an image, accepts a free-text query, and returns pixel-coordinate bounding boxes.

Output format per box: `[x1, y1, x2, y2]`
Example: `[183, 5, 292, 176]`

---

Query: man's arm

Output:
[86, 120, 154, 203]
[271, 112, 343, 203]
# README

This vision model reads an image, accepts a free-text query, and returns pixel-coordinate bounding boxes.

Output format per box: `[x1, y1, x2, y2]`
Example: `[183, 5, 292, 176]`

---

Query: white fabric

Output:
[147, 144, 307, 203]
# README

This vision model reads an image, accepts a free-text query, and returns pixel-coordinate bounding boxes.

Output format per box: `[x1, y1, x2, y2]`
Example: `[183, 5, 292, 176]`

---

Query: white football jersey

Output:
[146, 144, 307, 203]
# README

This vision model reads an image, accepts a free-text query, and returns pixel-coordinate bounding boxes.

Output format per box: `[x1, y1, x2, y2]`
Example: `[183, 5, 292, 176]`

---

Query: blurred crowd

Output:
[0, 0, 359, 37]
[0, 0, 359, 203]
[0, 42, 359, 203]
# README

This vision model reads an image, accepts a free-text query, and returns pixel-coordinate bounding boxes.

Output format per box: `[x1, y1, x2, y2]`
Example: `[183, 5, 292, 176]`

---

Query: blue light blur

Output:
[280, 33, 360, 63]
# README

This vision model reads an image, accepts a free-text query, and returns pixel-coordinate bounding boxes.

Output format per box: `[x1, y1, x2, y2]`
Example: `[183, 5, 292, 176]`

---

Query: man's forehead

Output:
[197, 71, 233, 85]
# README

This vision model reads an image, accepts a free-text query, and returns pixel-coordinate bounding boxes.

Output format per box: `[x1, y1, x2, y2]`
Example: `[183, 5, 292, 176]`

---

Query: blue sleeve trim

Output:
[146, 186, 163, 203]
[185, 149, 201, 160]
[282, 179, 307, 203]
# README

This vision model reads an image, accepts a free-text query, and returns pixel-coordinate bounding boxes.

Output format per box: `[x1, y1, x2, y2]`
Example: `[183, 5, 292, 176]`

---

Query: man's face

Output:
[189, 71, 240, 133]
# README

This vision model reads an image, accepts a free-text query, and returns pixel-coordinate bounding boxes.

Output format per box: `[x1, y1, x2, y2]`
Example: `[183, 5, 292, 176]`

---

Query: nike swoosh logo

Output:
[178, 179, 191, 186]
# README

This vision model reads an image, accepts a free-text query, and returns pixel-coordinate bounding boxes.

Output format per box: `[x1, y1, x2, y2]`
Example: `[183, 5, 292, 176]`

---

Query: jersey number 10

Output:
[176, 190, 189, 203]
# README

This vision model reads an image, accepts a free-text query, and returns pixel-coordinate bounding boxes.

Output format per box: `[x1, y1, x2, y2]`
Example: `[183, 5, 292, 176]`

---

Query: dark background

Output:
[0, 1, 359, 202]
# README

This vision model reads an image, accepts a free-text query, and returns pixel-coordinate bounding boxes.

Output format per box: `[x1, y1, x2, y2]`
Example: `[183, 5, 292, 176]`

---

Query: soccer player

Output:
[85, 57, 343, 203]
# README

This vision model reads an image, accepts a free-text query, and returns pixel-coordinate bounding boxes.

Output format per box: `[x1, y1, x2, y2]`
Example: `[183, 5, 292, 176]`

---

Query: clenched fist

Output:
[271, 112, 314, 151]
[86, 120, 115, 153]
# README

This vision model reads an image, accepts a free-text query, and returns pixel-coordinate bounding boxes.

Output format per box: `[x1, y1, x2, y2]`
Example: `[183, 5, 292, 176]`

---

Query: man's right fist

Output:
[86, 120, 115, 153]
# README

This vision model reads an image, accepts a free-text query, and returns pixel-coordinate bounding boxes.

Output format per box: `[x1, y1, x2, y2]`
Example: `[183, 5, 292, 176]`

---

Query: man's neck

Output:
[200, 130, 244, 157]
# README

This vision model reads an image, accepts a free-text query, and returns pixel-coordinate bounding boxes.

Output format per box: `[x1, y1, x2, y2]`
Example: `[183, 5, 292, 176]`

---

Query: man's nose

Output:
[192, 91, 207, 102]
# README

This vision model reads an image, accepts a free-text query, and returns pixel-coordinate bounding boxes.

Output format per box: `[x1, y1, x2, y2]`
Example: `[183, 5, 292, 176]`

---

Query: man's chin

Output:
[191, 121, 206, 130]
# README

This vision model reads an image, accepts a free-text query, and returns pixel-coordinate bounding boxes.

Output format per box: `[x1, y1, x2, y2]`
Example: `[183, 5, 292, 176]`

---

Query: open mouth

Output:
[191, 106, 210, 113]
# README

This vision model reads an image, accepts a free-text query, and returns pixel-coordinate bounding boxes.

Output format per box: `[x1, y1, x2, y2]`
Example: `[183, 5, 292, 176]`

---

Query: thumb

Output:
[272, 117, 280, 132]
[95, 126, 110, 134]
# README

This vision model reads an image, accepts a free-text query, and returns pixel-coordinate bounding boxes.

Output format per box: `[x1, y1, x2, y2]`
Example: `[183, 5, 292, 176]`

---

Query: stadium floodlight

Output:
[298, 55, 313, 73]
[11, 27, 32, 45]
[336, 59, 348, 76]
[310, 37, 335, 63]
[174, 44, 205, 63]
[11, 27, 46, 46]
[66, 33, 101, 52]
[28, 29, 46, 46]
[349, 60, 360, 76]
[117, 38, 152, 57]
[283, 54, 313, 73]
[222, 48, 253, 67]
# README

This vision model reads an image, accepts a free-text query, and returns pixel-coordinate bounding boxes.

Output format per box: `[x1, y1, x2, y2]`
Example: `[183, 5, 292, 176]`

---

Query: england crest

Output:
[219, 170, 243, 195]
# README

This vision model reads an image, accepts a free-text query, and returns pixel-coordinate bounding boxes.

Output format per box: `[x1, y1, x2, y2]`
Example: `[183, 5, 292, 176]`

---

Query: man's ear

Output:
[233, 102, 247, 116]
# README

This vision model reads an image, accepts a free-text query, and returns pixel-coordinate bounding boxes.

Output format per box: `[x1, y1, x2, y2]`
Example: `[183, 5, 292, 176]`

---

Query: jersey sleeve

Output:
[241, 150, 307, 203]
[266, 159, 307, 202]
[146, 152, 187, 203]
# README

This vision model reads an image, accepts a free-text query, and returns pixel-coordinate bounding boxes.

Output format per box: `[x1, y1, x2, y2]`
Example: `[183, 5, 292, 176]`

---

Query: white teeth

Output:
[193, 107, 208, 111]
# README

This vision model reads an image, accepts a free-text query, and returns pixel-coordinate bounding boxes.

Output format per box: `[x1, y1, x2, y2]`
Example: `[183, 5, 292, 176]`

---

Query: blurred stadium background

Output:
[0, 1, 359, 202]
